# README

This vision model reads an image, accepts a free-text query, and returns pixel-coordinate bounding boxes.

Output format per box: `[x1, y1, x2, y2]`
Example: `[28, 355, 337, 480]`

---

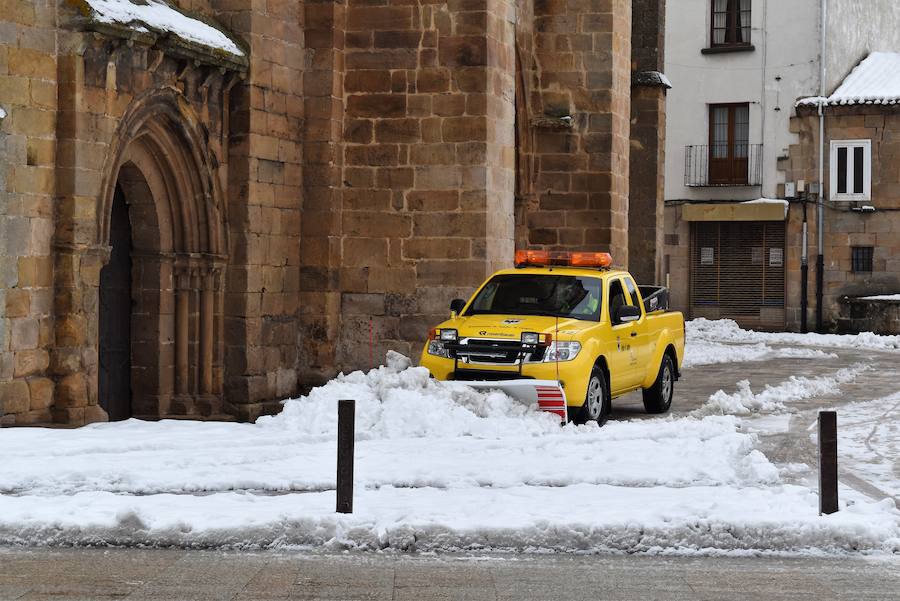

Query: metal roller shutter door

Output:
[690, 221, 786, 330]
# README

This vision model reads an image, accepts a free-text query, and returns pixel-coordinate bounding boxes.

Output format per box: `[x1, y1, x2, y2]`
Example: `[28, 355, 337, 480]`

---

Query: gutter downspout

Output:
[816, 0, 826, 332]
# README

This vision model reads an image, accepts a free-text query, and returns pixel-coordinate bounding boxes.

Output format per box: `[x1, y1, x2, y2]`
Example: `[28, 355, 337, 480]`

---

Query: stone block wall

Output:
[1, 0, 304, 425]
[213, 0, 305, 421]
[1, 0, 663, 423]
[337, 0, 516, 367]
[518, 0, 633, 264]
[295, 0, 519, 381]
[0, 0, 58, 425]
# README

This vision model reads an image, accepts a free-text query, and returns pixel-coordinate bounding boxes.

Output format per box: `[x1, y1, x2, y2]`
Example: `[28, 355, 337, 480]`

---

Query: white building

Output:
[663, 0, 900, 330]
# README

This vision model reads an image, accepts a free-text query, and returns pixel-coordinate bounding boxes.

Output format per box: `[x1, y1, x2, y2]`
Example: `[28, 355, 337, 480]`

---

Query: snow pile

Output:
[683, 340, 836, 368]
[687, 318, 900, 351]
[798, 52, 900, 106]
[0, 486, 896, 554]
[0, 355, 776, 496]
[77, 0, 244, 57]
[0, 350, 898, 554]
[0, 106, 6, 120]
[695, 365, 870, 417]
[258, 352, 560, 440]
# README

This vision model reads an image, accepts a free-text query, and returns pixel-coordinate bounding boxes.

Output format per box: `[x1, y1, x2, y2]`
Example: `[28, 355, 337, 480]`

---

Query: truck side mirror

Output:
[616, 304, 641, 324]
[449, 298, 466, 315]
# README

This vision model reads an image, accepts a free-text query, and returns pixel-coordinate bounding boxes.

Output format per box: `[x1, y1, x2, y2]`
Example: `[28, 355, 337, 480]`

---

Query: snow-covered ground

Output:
[0, 321, 898, 555]
[829, 393, 900, 498]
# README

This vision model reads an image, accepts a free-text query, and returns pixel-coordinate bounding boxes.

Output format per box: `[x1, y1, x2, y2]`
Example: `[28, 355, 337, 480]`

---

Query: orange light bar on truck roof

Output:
[514, 250, 612, 269]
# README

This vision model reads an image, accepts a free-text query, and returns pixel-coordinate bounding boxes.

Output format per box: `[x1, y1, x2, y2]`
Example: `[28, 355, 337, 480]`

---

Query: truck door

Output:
[624, 276, 654, 385]
[606, 277, 640, 393]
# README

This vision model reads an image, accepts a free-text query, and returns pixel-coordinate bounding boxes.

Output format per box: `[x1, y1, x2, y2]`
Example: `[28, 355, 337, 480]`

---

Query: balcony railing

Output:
[684, 144, 762, 187]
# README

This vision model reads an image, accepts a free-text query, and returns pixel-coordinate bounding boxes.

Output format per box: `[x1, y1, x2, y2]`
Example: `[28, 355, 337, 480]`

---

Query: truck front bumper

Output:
[419, 352, 593, 411]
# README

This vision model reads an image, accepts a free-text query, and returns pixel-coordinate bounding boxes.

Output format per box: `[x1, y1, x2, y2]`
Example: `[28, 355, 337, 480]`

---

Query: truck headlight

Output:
[521, 331, 540, 345]
[427, 340, 451, 358]
[439, 328, 458, 342]
[544, 341, 581, 362]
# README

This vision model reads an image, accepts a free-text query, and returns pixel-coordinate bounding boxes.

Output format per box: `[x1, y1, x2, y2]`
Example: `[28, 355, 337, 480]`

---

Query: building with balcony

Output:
[662, 0, 900, 331]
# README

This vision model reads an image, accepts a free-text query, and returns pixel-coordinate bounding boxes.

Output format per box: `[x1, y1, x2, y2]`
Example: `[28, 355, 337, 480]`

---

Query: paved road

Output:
[1, 547, 899, 600]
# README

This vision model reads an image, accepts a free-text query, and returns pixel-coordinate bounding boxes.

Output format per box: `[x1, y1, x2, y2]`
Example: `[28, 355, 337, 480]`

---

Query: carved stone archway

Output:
[108, 89, 227, 418]
[54, 87, 228, 421]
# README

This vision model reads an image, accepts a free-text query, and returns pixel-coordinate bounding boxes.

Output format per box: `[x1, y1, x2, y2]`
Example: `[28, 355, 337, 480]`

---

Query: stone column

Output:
[629, 0, 668, 284]
[200, 267, 216, 396]
[174, 266, 192, 399]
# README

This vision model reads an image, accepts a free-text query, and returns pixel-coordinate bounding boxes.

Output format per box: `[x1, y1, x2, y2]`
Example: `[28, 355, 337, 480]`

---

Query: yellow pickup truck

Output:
[419, 250, 685, 425]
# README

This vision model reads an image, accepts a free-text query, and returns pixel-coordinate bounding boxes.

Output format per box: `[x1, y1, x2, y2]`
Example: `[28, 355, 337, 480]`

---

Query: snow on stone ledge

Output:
[74, 0, 244, 58]
[797, 52, 900, 107]
[742, 197, 788, 217]
[859, 293, 900, 301]
[0, 106, 6, 121]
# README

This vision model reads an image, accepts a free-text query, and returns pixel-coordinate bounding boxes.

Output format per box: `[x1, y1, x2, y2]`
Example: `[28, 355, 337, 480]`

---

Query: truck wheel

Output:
[643, 353, 674, 414]
[575, 367, 609, 425]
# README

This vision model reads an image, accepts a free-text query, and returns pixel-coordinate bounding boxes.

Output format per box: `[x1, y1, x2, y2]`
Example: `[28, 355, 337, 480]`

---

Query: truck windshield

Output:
[466, 274, 603, 320]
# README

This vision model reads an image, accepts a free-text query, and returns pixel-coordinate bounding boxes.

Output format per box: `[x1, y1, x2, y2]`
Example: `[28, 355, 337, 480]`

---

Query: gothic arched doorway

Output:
[98, 187, 133, 420]
[96, 92, 227, 420]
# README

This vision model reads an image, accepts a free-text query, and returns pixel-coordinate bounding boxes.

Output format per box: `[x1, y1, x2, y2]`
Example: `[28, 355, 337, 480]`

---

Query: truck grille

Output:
[455, 338, 545, 364]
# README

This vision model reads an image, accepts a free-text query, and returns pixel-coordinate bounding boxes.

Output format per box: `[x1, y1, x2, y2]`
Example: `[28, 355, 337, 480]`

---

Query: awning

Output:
[680, 200, 788, 222]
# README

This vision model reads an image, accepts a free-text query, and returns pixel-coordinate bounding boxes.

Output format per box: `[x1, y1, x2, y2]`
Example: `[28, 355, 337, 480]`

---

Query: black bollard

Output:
[818, 410, 838, 515]
[336, 399, 355, 513]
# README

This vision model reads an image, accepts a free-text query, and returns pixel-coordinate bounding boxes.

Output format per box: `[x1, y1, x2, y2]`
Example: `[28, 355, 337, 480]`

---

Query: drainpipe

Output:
[801, 193, 809, 333]
[815, 0, 827, 333]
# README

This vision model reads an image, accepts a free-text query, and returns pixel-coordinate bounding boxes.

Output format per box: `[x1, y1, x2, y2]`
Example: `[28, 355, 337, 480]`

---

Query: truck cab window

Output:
[624, 277, 640, 304]
[608, 279, 629, 325]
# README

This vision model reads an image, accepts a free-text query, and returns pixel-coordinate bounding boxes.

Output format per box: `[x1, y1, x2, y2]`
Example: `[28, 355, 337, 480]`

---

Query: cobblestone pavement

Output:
[0, 547, 898, 600]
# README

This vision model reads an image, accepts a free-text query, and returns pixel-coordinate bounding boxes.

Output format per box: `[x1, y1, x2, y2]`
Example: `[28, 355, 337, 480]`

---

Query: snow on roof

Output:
[76, 0, 244, 58]
[797, 52, 900, 107]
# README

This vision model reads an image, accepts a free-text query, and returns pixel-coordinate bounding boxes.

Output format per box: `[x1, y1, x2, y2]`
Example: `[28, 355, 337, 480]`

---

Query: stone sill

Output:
[701, 44, 755, 55]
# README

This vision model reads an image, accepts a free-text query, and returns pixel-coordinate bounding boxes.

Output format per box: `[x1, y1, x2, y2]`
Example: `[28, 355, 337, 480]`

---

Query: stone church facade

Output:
[0, 0, 666, 426]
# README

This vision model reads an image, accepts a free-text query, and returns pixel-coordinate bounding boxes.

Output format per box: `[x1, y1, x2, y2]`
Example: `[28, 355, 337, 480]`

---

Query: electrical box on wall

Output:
[785, 182, 796, 198]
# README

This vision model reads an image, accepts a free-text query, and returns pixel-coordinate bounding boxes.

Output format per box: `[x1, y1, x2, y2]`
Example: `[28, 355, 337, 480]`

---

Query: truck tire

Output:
[575, 366, 610, 425]
[642, 353, 674, 414]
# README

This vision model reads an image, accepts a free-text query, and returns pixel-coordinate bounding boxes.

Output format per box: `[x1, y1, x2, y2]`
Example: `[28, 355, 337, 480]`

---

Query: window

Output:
[711, 0, 751, 47]
[851, 247, 873, 273]
[830, 140, 871, 201]
[466, 274, 603, 320]
[709, 103, 750, 185]
[623, 277, 641, 304]
[608, 279, 630, 325]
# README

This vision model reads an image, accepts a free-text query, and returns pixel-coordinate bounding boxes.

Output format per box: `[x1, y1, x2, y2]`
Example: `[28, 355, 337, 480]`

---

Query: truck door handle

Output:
[630, 331, 637, 337]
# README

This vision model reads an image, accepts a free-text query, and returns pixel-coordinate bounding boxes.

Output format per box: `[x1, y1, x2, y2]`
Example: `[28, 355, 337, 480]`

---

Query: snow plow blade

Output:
[456, 379, 568, 423]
